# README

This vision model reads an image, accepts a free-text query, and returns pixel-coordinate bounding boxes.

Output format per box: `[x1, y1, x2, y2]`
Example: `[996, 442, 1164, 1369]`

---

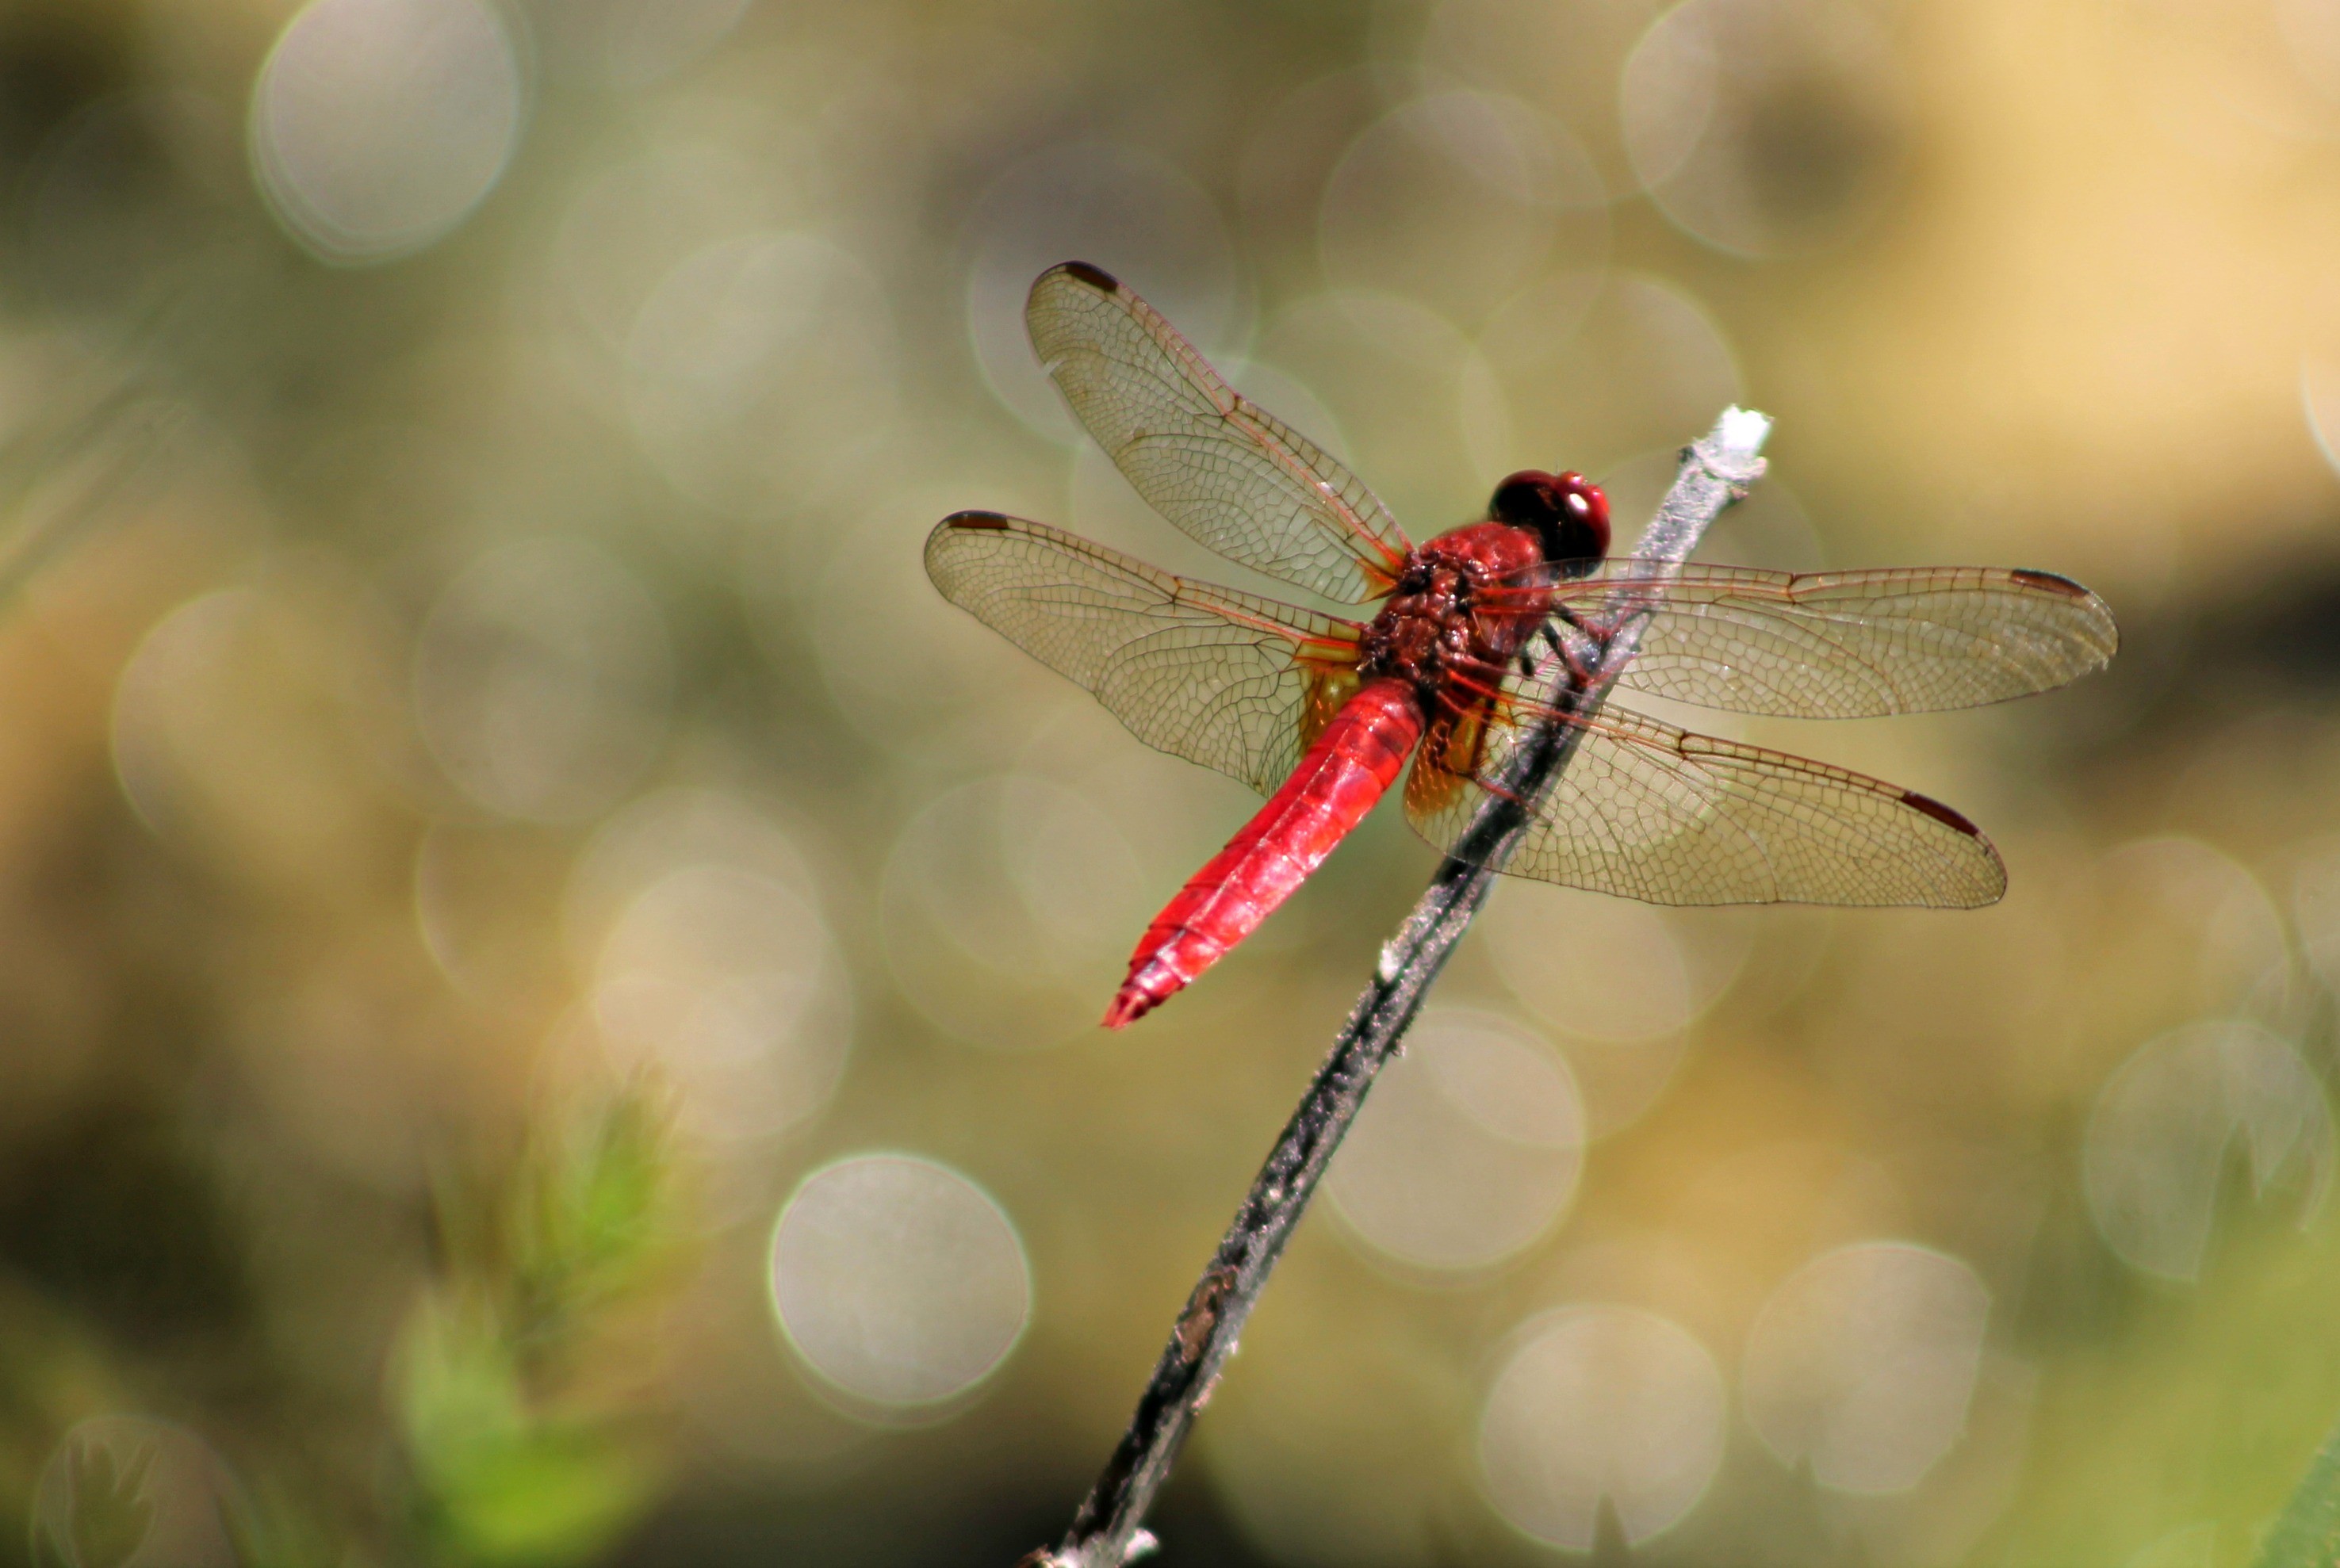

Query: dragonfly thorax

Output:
[1359, 525, 1550, 698]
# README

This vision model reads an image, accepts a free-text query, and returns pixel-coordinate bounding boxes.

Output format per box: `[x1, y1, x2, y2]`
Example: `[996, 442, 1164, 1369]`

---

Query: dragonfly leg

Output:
[1538, 619, 1599, 687]
[1475, 774, 1526, 808]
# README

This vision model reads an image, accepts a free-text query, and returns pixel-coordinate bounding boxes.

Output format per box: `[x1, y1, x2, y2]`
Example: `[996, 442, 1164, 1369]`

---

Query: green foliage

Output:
[2252, 1415, 2340, 1568]
[507, 1082, 684, 1362]
[395, 1295, 658, 1567]
[391, 1078, 689, 1568]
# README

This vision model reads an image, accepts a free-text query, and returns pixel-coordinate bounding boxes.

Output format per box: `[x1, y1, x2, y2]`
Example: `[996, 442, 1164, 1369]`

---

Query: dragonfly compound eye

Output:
[1490, 469, 1610, 565]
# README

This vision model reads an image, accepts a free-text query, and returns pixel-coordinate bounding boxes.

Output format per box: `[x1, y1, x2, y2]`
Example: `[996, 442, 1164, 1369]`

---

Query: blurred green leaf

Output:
[396, 1290, 659, 1565]
[392, 1080, 687, 1566]
[2254, 1414, 2340, 1568]
[396, 1293, 527, 1482]
[423, 1422, 658, 1568]
[509, 1080, 683, 1357]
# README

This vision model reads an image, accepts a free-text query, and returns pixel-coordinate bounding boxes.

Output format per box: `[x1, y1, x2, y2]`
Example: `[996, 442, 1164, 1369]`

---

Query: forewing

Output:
[1406, 697, 2005, 907]
[925, 511, 1363, 795]
[1545, 561, 2118, 717]
[1024, 262, 1411, 603]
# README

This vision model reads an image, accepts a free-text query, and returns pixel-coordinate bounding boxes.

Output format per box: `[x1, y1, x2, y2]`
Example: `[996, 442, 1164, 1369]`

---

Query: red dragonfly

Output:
[929, 262, 2117, 1028]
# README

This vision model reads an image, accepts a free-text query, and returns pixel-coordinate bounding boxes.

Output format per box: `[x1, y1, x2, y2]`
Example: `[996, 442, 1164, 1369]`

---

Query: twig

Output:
[1031, 408, 1773, 1568]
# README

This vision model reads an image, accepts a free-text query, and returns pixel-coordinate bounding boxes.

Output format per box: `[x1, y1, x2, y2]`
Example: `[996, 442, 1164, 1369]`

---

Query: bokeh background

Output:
[2, 0, 2338, 1564]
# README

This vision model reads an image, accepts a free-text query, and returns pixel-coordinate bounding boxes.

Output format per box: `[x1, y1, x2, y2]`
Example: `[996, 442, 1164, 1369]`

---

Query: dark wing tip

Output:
[1901, 789, 1983, 837]
[1899, 790, 2007, 907]
[2008, 568, 2090, 599]
[2012, 568, 2105, 603]
[1054, 260, 1120, 293]
[2009, 568, 2120, 660]
[925, 511, 1014, 587]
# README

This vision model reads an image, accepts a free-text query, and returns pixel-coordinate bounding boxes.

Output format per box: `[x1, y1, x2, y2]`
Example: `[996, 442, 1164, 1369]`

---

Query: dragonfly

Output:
[928, 262, 2118, 1028]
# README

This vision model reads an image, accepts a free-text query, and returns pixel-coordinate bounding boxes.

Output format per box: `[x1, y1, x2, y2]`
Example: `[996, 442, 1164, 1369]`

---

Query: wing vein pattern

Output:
[1024, 263, 1411, 603]
[1552, 560, 2119, 717]
[925, 511, 1362, 797]
[1408, 684, 2006, 908]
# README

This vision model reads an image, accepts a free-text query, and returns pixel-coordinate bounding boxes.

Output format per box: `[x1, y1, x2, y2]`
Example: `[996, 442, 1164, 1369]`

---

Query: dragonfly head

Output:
[1490, 470, 1609, 572]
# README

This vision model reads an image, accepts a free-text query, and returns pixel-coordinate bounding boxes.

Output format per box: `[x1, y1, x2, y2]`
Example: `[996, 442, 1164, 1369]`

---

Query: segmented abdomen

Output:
[1105, 677, 1425, 1028]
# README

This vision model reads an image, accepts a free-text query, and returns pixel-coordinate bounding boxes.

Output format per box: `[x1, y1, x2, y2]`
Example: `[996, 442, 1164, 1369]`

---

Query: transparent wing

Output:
[1024, 261, 1412, 603]
[925, 511, 1365, 796]
[1405, 695, 2005, 908]
[1541, 560, 2118, 717]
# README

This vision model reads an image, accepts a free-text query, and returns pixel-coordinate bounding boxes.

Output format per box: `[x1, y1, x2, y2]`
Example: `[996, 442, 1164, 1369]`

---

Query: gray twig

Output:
[1033, 408, 1773, 1568]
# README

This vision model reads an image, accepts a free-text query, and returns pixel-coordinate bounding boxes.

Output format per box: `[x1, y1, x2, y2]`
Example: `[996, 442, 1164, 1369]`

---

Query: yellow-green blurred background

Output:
[3, 0, 2340, 1564]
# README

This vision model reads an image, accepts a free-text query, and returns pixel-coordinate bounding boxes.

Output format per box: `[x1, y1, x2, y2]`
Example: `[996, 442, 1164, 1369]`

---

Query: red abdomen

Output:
[1105, 678, 1425, 1028]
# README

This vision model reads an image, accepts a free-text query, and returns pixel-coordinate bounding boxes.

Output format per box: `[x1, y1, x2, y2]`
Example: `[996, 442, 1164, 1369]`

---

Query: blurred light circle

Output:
[556, 145, 806, 359]
[1741, 1242, 1990, 1493]
[1255, 290, 1503, 529]
[1472, 269, 1605, 379]
[412, 820, 572, 1012]
[594, 864, 849, 1142]
[1319, 91, 1607, 327]
[2094, 837, 2296, 1028]
[626, 231, 897, 518]
[1228, 361, 1352, 465]
[1482, 272, 1739, 476]
[879, 774, 1150, 1050]
[1620, 0, 1907, 257]
[2300, 357, 2340, 483]
[250, 0, 523, 263]
[1003, 699, 1299, 955]
[1479, 1306, 1725, 1549]
[600, 0, 753, 90]
[112, 582, 411, 892]
[1813, 1351, 2037, 1565]
[412, 537, 674, 823]
[770, 1153, 1031, 1409]
[1236, 68, 1384, 255]
[1328, 1008, 1585, 1271]
[801, 489, 1058, 772]
[1484, 883, 1730, 1042]
[1419, 0, 1674, 193]
[963, 141, 1243, 442]
[2083, 1021, 2334, 1281]
[2116, 0, 2340, 145]
[2293, 838, 2340, 996]
[1483, 883, 1750, 1135]
[565, 786, 818, 972]
[33, 1415, 237, 1568]
[1199, 1345, 1450, 1566]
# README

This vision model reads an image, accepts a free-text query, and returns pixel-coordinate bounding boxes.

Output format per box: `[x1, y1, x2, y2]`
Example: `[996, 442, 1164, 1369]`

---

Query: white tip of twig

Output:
[1124, 1530, 1161, 1563]
[1715, 406, 1772, 456]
